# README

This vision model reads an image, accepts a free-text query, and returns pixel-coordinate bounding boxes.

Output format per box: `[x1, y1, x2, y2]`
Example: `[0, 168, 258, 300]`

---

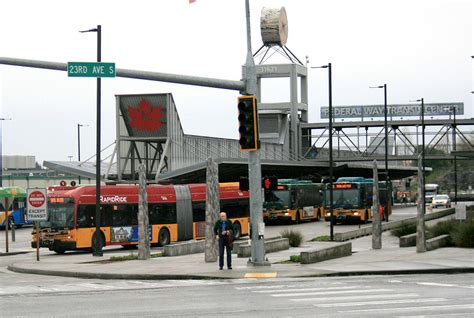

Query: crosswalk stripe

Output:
[397, 313, 474, 317]
[339, 304, 474, 314]
[416, 282, 474, 289]
[271, 288, 391, 297]
[314, 298, 446, 308]
[291, 293, 419, 303]
[253, 286, 357, 294]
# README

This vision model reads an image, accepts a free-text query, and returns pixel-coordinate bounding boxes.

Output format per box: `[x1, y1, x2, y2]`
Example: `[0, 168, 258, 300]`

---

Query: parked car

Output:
[431, 194, 451, 208]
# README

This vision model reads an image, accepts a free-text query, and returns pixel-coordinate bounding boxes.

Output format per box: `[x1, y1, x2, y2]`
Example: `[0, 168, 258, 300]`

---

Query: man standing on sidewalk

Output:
[214, 212, 234, 270]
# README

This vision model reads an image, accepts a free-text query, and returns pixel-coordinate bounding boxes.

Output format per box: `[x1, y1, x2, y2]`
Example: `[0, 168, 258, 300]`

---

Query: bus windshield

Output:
[325, 189, 360, 209]
[41, 202, 75, 229]
[265, 190, 290, 205]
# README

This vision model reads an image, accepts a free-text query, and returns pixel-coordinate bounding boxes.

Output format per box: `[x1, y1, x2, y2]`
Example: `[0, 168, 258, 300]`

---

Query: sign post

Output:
[27, 188, 48, 261]
[1, 197, 12, 253]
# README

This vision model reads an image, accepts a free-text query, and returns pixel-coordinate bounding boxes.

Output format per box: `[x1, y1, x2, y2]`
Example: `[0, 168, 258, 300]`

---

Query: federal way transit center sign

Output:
[320, 102, 464, 119]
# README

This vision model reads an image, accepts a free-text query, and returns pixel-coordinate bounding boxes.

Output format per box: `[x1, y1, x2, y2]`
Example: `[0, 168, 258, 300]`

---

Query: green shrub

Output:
[427, 219, 457, 240]
[391, 223, 417, 237]
[289, 255, 300, 263]
[451, 221, 474, 248]
[311, 235, 330, 242]
[110, 254, 137, 262]
[280, 229, 303, 247]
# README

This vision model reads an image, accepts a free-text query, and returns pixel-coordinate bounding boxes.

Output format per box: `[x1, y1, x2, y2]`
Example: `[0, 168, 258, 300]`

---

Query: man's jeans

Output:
[219, 236, 232, 268]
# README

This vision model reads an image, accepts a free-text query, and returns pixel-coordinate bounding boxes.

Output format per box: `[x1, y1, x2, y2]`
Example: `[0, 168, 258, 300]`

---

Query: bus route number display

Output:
[334, 183, 354, 189]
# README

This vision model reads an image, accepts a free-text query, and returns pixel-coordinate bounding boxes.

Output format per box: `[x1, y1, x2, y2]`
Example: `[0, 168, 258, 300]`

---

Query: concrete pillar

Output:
[138, 163, 151, 260]
[205, 157, 219, 262]
[416, 155, 426, 252]
[372, 160, 382, 249]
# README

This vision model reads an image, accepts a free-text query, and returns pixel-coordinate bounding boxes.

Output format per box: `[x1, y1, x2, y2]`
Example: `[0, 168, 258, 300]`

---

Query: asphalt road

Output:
[1, 205, 471, 317]
[0, 272, 472, 317]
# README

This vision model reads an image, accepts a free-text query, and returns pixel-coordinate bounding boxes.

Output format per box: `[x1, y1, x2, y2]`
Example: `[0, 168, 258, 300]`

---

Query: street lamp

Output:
[411, 98, 425, 215]
[370, 84, 389, 221]
[80, 25, 103, 257]
[311, 63, 334, 241]
[77, 123, 89, 185]
[444, 106, 457, 204]
[0, 118, 12, 188]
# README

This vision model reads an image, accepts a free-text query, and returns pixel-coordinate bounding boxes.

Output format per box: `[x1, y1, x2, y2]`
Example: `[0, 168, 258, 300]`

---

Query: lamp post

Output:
[80, 25, 103, 256]
[312, 63, 334, 241]
[77, 123, 88, 185]
[0, 118, 12, 188]
[444, 106, 457, 204]
[370, 84, 389, 221]
[412, 98, 426, 215]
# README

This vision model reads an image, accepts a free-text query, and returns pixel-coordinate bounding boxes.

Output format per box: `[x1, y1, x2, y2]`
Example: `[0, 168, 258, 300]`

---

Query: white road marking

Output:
[340, 304, 474, 314]
[291, 293, 418, 303]
[314, 297, 446, 308]
[416, 282, 474, 289]
[253, 286, 358, 293]
[272, 288, 392, 297]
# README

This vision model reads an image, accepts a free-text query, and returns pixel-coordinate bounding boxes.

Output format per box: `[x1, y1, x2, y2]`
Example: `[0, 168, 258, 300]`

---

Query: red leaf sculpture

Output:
[128, 99, 165, 132]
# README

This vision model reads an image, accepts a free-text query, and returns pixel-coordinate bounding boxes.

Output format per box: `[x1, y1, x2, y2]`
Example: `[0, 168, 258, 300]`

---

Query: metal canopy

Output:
[43, 161, 116, 179]
[154, 158, 419, 184]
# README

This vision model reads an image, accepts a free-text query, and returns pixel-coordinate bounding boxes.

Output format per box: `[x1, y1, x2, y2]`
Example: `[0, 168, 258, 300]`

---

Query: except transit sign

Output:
[27, 188, 48, 221]
[320, 103, 464, 119]
[67, 62, 116, 77]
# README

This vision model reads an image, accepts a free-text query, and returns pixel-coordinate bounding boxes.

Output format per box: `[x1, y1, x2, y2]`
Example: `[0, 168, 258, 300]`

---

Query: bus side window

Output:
[149, 203, 177, 224]
[77, 205, 95, 228]
[192, 201, 205, 222]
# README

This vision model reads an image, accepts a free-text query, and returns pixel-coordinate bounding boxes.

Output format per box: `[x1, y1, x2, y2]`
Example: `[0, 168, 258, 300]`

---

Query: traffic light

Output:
[239, 177, 249, 191]
[237, 95, 259, 151]
[262, 176, 278, 191]
[405, 178, 411, 189]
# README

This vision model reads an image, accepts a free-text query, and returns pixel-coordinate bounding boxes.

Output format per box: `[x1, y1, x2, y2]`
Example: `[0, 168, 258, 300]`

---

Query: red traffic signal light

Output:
[262, 176, 278, 191]
[237, 95, 259, 151]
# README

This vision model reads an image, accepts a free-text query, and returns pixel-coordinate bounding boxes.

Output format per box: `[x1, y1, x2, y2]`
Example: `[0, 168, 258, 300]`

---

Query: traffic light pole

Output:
[244, 0, 267, 266]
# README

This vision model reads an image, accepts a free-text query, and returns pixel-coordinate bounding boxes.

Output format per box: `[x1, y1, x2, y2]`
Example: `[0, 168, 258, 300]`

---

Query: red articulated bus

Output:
[32, 183, 249, 254]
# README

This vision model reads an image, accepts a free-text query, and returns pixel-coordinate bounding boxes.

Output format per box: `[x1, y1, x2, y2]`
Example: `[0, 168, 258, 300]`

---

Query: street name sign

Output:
[67, 62, 116, 77]
[27, 188, 48, 221]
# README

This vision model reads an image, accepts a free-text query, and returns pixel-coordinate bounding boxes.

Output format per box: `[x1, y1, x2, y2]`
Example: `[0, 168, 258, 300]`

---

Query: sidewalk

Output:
[8, 232, 474, 280]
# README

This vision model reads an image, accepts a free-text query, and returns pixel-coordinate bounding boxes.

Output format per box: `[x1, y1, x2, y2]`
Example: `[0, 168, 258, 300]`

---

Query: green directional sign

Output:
[67, 62, 116, 78]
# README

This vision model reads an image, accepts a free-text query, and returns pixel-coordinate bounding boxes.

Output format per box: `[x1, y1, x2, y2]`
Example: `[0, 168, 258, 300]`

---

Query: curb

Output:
[0, 251, 32, 257]
[8, 263, 474, 281]
[7, 264, 232, 281]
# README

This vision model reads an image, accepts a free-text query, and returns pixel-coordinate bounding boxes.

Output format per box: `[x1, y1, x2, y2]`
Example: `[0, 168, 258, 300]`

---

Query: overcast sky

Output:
[1, 0, 472, 164]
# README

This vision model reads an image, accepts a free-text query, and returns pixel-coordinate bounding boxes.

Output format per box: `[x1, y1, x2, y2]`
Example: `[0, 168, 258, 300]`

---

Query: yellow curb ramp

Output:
[244, 272, 277, 278]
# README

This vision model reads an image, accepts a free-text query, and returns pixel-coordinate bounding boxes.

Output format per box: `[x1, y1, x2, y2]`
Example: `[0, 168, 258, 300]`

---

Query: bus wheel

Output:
[53, 247, 66, 254]
[295, 211, 301, 224]
[233, 222, 242, 240]
[158, 228, 170, 247]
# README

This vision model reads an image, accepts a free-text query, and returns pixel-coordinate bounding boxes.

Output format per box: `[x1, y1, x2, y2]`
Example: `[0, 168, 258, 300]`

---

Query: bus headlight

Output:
[354, 212, 359, 216]
[284, 212, 290, 216]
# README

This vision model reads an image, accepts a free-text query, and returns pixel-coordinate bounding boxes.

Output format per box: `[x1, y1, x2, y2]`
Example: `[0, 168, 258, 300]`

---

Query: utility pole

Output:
[244, 0, 267, 266]
[80, 25, 103, 256]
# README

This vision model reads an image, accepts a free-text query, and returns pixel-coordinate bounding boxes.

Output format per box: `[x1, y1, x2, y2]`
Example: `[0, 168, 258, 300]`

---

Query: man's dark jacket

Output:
[213, 219, 234, 237]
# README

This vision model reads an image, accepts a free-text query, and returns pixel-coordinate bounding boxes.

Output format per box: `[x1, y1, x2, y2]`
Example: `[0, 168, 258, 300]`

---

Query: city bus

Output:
[263, 179, 324, 223]
[324, 177, 392, 224]
[32, 183, 249, 254]
[0, 187, 31, 229]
